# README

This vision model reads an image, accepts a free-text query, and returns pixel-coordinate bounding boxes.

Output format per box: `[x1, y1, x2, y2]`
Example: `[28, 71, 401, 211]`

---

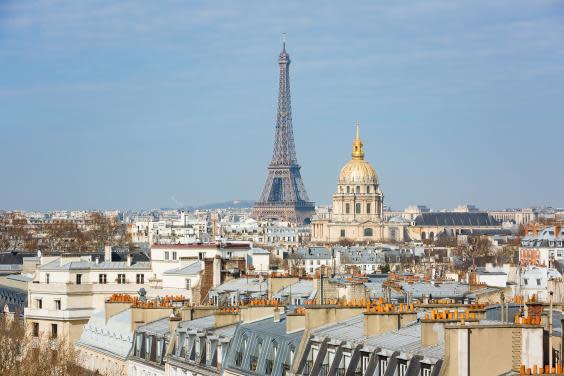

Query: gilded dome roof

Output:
[339, 159, 378, 185]
[338, 124, 379, 185]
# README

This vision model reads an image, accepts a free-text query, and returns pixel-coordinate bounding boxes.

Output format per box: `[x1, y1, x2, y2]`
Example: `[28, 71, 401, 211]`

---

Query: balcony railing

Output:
[29, 281, 149, 295]
[24, 307, 94, 320]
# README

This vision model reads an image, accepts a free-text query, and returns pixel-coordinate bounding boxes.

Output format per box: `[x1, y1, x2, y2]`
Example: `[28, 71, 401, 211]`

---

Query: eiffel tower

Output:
[251, 42, 315, 224]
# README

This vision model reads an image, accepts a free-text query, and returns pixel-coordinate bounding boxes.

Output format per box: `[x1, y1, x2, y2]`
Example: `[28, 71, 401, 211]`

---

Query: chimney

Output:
[240, 300, 281, 323]
[287, 307, 306, 334]
[127, 253, 132, 267]
[363, 303, 417, 336]
[303, 301, 366, 331]
[214, 307, 241, 327]
[95, 257, 99, 265]
[421, 309, 479, 347]
[104, 245, 112, 262]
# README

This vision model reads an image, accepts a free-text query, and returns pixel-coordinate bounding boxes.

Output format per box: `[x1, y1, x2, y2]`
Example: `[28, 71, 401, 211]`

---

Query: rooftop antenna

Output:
[282, 32, 287, 49]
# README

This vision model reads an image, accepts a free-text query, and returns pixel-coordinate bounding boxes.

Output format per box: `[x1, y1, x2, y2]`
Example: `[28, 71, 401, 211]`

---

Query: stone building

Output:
[311, 126, 408, 244]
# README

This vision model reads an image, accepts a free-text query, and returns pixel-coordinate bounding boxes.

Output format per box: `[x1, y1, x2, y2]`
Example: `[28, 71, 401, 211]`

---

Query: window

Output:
[379, 357, 388, 376]
[45, 273, 50, 284]
[355, 203, 361, 214]
[340, 229, 346, 238]
[421, 365, 432, 376]
[36, 298, 42, 309]
[185, 279, 191, 290]
[117, 274, 126, 284]
[76, 274, 82, 285]
[356, 186, 360, 193]
[317, 260, 320, 265]
[99, 274, 107, 284]
[345, 203, 350, 214]
[366, 203, 371, 214]
[536, 279, 541, 286]
[524, 278, 528, 285]
[346, 186, 350, 193]
[199, 252, 205, 261]
[364, 228, 373, 237]
[55, 299, 61, 310]
[135, 334, 142, 356]
[398, 361, 408, 376]
[156, 339, 163, 360]
[172, 251, 177, 260]
[361, 354, 369, 373]
[51, 324, 58, 339]
[164, 251, 170, 260]
[136, 274, 144, 284]
[32, 322, 39, 337]
[367, 186, 371, 193]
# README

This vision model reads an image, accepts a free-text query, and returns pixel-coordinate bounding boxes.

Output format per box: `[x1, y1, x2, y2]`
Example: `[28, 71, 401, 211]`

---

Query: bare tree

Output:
[457, 236, 492, 266]
[88, 212, 129, 250]
[0, 316, 92, 376]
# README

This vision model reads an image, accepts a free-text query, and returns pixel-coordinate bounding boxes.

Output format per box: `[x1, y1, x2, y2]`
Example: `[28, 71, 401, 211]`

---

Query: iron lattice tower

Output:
[251, 43, 315, 224]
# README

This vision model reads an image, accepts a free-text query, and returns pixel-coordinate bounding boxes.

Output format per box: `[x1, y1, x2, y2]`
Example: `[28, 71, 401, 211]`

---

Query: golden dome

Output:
[338, 124, 379, 185]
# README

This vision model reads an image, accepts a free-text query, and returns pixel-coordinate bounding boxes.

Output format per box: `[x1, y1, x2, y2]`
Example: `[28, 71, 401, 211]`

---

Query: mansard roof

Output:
[77, 309, 133, 360]
[311, 315, 443, 360]
[223, 314, 304, 375]
[414, 212, 500, 227]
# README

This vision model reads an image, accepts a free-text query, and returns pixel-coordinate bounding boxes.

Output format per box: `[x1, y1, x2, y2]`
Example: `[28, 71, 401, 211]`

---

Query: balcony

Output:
[25, 307, 94, 320]
[29, 281, 148, 295]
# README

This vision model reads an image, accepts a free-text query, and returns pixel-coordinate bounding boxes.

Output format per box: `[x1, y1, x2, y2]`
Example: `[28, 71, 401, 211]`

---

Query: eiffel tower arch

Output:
[251, 42, 315, 224]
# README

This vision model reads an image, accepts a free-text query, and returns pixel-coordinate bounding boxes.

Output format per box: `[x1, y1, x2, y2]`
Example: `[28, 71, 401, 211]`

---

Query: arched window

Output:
[356, 186, 360, 193]
[364, 228, 373, 237]
[421, 232, 426, 240]
[345, 203, 350, 214]
[355, 203, 361, 214]
[429, 232, 434, 241]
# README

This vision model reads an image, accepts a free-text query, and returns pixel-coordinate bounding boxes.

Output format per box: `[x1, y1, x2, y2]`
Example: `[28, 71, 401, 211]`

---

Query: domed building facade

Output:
[311, 125, 407, 243]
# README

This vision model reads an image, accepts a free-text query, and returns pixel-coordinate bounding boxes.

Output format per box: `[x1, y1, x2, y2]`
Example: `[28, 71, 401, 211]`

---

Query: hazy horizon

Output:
[1, 1, 563, 211]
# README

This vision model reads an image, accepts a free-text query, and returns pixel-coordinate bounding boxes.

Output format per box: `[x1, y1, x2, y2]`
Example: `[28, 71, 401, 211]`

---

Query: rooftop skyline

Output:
[1, 0, 563, 211]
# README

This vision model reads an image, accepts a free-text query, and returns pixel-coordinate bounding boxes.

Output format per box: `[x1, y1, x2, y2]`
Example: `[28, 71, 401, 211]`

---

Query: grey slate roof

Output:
[311, 314, 443, 360]
[224, 314, 304, 375]
[163, 261, 202, 276]
[136, 317, 172, 340]
[289, 246, 332, 260]
[39, 258, 151, 271]
[414, 212, 500, 227]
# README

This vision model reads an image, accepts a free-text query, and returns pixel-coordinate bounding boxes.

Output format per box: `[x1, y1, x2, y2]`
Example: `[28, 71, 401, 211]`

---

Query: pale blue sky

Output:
[1, 0, 563, 211]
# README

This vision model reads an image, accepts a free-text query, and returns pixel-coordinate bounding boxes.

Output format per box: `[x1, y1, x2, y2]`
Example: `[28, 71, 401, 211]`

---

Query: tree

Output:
[496, 245, 517, 264]
[88, 212, 129, 250]
[337, 238, 355, 247]
[457, 236, 492, 266]
[0, 316, 92, 376]
[380, 264, 391, 273]
[434, 236, 458, 247]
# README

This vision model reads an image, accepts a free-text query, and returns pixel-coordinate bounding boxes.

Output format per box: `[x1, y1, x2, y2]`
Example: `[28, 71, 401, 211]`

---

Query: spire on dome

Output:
[352, 121, 364, 160]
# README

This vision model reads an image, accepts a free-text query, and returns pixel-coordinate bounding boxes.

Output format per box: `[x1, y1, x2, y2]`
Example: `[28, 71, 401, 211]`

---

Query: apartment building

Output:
[25, 247, 152, 343]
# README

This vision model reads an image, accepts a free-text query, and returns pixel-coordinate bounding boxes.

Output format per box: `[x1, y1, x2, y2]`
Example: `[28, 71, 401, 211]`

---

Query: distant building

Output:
[408, 212, 502, 241]
[519, 225, 564, 267]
